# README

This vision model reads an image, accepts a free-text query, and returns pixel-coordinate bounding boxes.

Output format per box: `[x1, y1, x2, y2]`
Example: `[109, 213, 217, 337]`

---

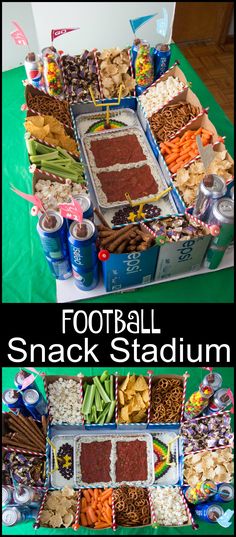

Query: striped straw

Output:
[78, 373, 85, 427]
[73, 489, 81, 530]
[34, 488, 48, 528]
[147, 370, 153, 425]
[2, 446, 44, 457]
[111, 489, 117, 531]
[94, 49, 104, 99]
[115, 372, 119, 425]
[148, 488, 158, 526]
[178, 487, 198, 530]
[180, 371, 189, 422]
[127, 47, 136, 97]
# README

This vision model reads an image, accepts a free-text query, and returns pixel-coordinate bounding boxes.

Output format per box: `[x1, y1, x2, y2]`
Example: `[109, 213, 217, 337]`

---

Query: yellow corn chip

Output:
[26, 115, 45, 127]
[127, 374, 136, 388]
[118, 390, 125, 405]
[120, 405, 130, 422]
[134, 375, 148, 392]
[119, 374, 130, 392]
[142, 389, 149, 403]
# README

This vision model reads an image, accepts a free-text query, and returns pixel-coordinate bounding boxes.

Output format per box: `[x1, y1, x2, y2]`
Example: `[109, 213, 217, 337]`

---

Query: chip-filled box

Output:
[116, 374, 150, 429]
[34, 487, 80, 529]
[148, 374, 185, 428]
[26, 107, 76, 140]
[183, 445, 234, 486]
[43, 375, 84, 427]
[81, 375, 116, 430]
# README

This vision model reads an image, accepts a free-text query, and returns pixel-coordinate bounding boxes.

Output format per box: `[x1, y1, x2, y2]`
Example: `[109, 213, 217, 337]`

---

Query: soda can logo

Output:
[123, 252, 141, 273]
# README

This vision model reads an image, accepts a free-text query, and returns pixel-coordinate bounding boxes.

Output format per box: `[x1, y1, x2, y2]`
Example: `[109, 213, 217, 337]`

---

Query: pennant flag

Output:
[59, 197, 83, 223]
[10, 184, 45, 212]
[129, 13, 157, 34]
[10, 21, 29, 46]
[226, 389, 234, 414]
[18, 374, 35, 391]
[51, 27, 80, 42]
[156, 7, 169, 39]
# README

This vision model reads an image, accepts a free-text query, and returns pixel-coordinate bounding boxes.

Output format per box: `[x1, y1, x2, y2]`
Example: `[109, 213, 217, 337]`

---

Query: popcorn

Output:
[139, 76, 185, 117]
[35, 179, 87, 211]
[48, 378, 82, 424]
[150, 486, 189, 526]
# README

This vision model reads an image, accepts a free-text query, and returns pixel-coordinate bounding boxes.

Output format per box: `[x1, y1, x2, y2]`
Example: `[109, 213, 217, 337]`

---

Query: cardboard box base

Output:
[56, 245, 234, 303]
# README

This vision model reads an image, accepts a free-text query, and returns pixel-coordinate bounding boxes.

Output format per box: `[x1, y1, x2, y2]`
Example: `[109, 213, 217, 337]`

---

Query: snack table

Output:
[2, 366, 234, 535]
[2, 44, 234, 303]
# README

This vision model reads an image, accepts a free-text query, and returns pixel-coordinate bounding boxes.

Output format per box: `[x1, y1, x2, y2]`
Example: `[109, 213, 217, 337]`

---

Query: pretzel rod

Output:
[94, 207, 111, 228]
[99, 229, 115, 237]
[7, 431, 42, 451]
[101, 225, 135, 247]
[8, 415, 45, 450]
[109, 228, 135, 252]
[28, 416, 47, 442]
[41, 415, 47, 436]
[2, 437, 43, 451]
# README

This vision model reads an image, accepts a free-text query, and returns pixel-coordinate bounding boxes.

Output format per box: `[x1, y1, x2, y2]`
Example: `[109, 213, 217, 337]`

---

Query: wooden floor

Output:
[178, 42, 234, 123]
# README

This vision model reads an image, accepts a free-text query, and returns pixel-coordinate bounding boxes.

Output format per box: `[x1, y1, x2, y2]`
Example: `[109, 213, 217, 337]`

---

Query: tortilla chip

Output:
[120, 374, 130, 392]
[26, 115, 45, 127]
[118, 389, 125, 405]
[134, 376, 148, 392]
[120, 405, 130, 423]
[142, 389, 149, 403]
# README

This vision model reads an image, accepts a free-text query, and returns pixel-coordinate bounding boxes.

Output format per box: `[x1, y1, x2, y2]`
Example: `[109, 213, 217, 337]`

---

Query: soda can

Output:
[194, 503, 224, 523]
[2, 506, 37, 526]
[22, 389, 47, 421]
[68, 219, 99, 291]
[213, 483, 234, 503]
[14, 370, 36, 391]
[192, 175, 227, 222]
[37, 211, 72, 280]
[202, 372, 222, 392]
[205, 388, 231, 415]
[13, 486, 43, 507]
[2, 486, 13, 507]
[67, 195, 94, 228]
[24, 52, 45, 91]
[154, 44, 171, 79]
[2, 389, 31, 417]
[230, 186, 234, 200]
[204, 197, 234, 269]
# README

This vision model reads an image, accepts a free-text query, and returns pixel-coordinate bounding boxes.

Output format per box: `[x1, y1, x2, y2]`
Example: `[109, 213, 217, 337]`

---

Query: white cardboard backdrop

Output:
[3, 2, 176, 70]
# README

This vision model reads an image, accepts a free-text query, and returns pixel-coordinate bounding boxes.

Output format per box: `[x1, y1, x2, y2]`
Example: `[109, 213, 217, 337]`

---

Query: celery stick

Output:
[93, 376, 111, 403]
[41, 166, 77, 180]
[96, 404, 110, 424]
[25, 137, 36, 155]
[35, 142, 56, 153]
[92, 404, 97, 423]
[110, 375, 114, 400]
[95, 388, 103, 412]
[85, 384, 96, 416]
[82, 385, 91, 415]
[100, 371, 109, 383]
[30, 152, 59, 163]
[101, 400, 105, 410]
[83, 382, 87, 392]
[57, 147, 75, 162]
[105, 400, 116, 423]
[104, 380, 110, 396]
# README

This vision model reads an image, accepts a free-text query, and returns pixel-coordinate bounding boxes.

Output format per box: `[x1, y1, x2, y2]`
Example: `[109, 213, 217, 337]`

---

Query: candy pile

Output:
[149, 216, 209, 243]
[111, 204, 161, 226]
[118, 374, 149, 423]
[80, 488, 113, 529]
[160, 128, 213, 174]
[57, 443, 74, 480]
[113, 487, 151, 526]
[47, 378, 82, 424]
[184, 384, 213, 420]
[139, 76, 186, 117]
[150, 377, 183, 423]
[26, 88, 72, 126]
[3, 452, 45, 486]
[35, 178, 87, 211]
[174, 151, 233, 206]
[81, 371, 116, 424]
[61, 51, 100, 102]
[40, 487, 78, 528]
[150, 486, 189, 526]
[181, 413, 234, 454]
[135, 43, 154, 87]
[184, 448, 234, 486]
[150, 101, 200, 143]
[98, 224, 155, 254]
[43, 52, 63, 96]
[2, 412, 46, 453]
[24, 115, 78, 154]
[98, 47, 135, 98]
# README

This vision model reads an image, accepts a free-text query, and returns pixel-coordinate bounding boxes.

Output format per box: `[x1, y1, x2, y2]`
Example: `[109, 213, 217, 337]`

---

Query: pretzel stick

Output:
[101, 225, 135, 247]
[13, 413, 46, 444]
[98, 230, 115, 237]
[8, 418, 45, 451]
[117, 240, 129, 253]
[28, 416, 46, 442]
[2, 436, 43, 451]
[6, 422, 43, 450]
[94, 207, 111, 228]
[41, 415, 47, 436]
[109, 228, 135, 252]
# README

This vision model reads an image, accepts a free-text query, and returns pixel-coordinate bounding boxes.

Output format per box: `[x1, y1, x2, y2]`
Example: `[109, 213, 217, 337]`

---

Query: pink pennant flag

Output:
[226, 389, 234, 414]
[59, 197, 83, 223]
[10, 184, 45, 212]
[10, 21, 29, 46]
[19, 374, 35, 391]
[51, 27, 80, 42]
[202, 367, 213, 372]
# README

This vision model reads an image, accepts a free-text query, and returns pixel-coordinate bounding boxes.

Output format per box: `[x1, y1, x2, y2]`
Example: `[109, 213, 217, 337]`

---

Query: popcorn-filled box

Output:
[149, 485, 194, 527]
[43, 375, 83, 427]
[81, 374, 116, 430]
[146, 218, 211, 280]
[116, 373, 150, 429]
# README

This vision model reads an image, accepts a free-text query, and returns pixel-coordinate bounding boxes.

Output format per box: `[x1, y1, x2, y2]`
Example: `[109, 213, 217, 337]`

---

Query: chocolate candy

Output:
[181, 413, 233, 454]
[61, 51, 100, 103]
[111, 203, 161, 226]
[3, 451, 44, 486]
[150, 216, 208, 242]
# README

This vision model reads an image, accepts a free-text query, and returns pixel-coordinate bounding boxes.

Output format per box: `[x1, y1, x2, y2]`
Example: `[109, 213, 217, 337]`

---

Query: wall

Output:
[30, 1, 175, 53]
[2, 2, 39, 70]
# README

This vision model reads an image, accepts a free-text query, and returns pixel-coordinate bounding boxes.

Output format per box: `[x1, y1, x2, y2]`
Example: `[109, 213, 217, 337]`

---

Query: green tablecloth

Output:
[2, 366, 234, 535]
[2, 44, 234, 303]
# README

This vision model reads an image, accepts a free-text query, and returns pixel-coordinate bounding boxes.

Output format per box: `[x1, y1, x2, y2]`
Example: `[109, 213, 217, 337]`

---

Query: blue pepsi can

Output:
[22, 389, 47, 421]
[2, 506, 38, 526]
[14, 370, 36, 391]
[154, 44, 171, 79]
[2, 390, 31, 417]
[194, 503, 224, 523]
[37, 211, 72, 280]
[68, 219, 99, 291]
[213, 483, 234, 503]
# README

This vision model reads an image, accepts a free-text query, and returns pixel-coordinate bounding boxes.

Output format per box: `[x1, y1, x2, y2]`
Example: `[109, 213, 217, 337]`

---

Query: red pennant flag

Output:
[51, 27, 80, 42]
[202, 367, 213, 371]
[10, 184, 45, 212]
[10, 21, 29, 46]
[59, 197, 83, 223]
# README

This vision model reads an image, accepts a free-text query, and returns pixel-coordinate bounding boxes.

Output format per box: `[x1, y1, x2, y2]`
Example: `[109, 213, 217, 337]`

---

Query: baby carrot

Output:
[100, 489, 112, 501]
[194, 128, 202, 136]
[108, 496, 112, 506]
[165, 153, 178, 165]
[83, 490, 91, 503]
[88, 489, 94, 497]
[81, 497, 87, 512]
[80, 513, 88, 526]
[87, 506, 97, 524]
[170, 136, 180, 144]
[86, 511, 93, 526]
[95, 522, 111, 528]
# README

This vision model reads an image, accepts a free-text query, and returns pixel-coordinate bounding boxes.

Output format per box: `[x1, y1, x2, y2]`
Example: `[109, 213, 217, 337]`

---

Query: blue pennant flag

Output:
[129, 13, 157, 34]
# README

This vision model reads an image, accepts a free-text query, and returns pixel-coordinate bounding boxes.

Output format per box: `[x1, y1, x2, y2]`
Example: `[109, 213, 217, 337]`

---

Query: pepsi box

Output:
[101, 241, 159, 292]
[154, 234, 211, 280]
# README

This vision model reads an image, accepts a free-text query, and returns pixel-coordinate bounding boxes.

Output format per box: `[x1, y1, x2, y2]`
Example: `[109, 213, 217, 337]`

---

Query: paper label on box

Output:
[155, 236, 211, 280]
